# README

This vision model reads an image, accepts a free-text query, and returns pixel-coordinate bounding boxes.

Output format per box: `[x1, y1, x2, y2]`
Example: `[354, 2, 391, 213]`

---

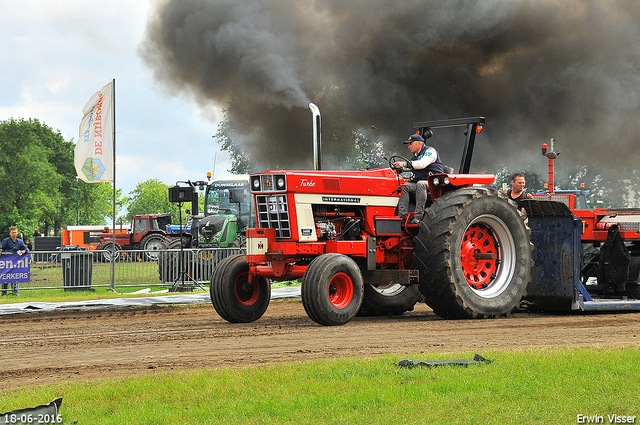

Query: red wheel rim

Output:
[235, 271, 260, 306]
[461, 223, 499, 290]
[328, 272, 353, 309]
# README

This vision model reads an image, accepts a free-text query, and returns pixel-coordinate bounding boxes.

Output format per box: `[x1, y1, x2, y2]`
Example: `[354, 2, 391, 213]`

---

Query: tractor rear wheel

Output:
[414, 187, 532, 319]
[302, 254, 364, 326]
[157, 236, 192, 283]
[358, 283, 421, 316]
[140, 233, 165, 261]
[210, 254, 271, 323]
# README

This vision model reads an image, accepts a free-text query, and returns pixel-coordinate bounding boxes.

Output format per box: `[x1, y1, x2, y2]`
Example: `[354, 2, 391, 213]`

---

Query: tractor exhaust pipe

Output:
[309, 103, 322, 170]
[542, 138, 560, 194]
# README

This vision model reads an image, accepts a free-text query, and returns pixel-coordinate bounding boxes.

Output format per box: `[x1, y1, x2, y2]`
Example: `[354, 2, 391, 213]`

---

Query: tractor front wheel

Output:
[414, 187, 532, 319]
[96, 241, 122, 263]
[210, 254, 271, 323]
[302, 254, 364, 326]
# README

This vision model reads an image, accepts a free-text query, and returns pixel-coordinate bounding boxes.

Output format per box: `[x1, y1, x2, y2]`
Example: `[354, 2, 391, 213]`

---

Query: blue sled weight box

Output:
[522, 200, 582, 311]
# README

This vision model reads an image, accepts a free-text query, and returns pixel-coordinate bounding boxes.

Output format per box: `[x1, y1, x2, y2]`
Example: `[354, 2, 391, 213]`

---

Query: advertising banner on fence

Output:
[0, 253, 31, 284]
[75, 81, 114, 183]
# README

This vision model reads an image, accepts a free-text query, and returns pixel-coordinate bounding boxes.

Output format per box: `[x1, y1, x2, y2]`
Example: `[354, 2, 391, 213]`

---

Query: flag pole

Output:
[110, 78, 116, 291]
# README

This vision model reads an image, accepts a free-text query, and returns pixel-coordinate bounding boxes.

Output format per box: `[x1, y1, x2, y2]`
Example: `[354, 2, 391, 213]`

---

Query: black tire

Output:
[158, 237, 192, 283]
[210, 254, 271, 323]
[96, 241, 122, 263]
[358, 283, 421, 316]
[301, 254, 364, 326]
[627, 282, 640, 299]
[581, 243, 600, 283]
[231, 234, 247, 248]
[140, 233, 165, 261]
[414, 187, 533, 319]
[626, 257, 640, 299]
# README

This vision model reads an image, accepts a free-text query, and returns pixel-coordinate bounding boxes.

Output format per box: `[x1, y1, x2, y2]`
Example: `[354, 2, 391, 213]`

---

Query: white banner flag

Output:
[75, 82, 114, 183]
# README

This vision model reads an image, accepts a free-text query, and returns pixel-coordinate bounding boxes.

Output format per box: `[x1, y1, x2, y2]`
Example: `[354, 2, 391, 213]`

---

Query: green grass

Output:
[0, 286, 208, 304]
[271, 280, 300, 289]
[2, 347, 639, 424]
[0, 278, 300, 304]
[27, 260, 162, 288]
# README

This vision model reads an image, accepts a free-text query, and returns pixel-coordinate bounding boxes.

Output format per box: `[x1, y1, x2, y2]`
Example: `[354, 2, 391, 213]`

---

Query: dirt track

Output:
[1, 300, 639, 390]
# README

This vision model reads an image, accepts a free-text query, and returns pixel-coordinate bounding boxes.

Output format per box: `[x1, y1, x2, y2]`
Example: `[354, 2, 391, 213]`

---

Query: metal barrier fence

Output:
[20, 247, 244, 292]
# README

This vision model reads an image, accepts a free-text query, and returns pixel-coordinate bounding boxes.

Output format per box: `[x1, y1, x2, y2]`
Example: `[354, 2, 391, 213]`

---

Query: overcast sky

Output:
[4, 0, 640, 210]
[0, 0, 230, 198]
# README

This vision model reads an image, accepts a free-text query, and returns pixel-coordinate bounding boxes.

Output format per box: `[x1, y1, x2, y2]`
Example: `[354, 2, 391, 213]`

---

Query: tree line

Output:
[0, 118, 190, 238]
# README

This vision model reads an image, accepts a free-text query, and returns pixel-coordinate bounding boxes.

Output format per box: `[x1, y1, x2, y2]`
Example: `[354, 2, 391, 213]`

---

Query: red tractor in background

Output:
[210, 114, 535, 325]
[529, 140, 640, 306]
[96, 213, 171, 262]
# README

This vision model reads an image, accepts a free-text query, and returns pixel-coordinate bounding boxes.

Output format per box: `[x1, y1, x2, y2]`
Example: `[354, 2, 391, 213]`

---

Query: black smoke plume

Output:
[140, 0, 640, 179]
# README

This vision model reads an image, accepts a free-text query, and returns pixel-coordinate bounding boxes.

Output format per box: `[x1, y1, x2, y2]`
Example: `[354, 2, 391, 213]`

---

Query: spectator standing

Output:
[1, 226, 29, 295]
[504, 172, 533, 212]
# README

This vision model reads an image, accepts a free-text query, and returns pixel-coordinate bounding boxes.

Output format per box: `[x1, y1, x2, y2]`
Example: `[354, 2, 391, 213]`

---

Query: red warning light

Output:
[475, 125, 482, 134]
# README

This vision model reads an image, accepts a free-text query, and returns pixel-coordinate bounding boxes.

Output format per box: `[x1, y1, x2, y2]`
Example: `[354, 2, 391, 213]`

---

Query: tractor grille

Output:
[256, 194, 291, 238]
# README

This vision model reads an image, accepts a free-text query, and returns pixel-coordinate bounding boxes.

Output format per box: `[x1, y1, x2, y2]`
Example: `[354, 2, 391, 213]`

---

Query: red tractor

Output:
[96, 213, 171, 262]
[527, 140, 640, 307]
[210, 116, 535, 325]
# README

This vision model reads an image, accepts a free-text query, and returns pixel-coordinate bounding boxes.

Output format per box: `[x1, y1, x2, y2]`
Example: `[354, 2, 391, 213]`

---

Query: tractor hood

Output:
[198, 214, 237, 245]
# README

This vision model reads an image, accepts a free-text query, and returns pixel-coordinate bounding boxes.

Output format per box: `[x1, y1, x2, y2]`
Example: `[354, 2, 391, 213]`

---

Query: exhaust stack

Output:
[542, 138, 560, 193]
[309, 103, 322, 170]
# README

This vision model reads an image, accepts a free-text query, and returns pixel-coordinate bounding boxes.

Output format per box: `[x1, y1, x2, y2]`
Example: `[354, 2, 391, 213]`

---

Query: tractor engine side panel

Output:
[295, 193, 399, 241]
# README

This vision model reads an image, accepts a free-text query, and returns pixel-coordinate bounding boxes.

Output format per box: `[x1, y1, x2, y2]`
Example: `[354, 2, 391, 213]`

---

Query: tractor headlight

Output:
[432, 176, 441, 186]
[443, 176, 450, 185]
[250, 174, 286, 192]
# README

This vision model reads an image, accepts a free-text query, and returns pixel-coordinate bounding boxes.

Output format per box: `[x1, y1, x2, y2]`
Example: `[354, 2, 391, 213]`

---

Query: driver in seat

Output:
[394, 134, 443, 225]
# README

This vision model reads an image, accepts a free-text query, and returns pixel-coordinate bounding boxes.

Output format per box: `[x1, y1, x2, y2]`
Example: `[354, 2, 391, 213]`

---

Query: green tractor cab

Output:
[199, 177, 252, 248]
[159, 175, 252, 287]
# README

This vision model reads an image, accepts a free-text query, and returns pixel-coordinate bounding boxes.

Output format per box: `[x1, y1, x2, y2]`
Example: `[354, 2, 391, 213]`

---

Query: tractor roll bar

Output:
[413, 116, 486, 174]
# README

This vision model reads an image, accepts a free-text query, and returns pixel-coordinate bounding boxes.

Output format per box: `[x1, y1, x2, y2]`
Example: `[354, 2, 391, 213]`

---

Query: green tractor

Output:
[158, 175, 252, 287]
[200, 176, 253, 248]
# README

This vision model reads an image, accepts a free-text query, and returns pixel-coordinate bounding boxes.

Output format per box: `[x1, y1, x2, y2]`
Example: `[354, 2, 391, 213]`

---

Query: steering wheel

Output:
[388, 155, 414, 173]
